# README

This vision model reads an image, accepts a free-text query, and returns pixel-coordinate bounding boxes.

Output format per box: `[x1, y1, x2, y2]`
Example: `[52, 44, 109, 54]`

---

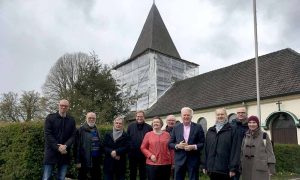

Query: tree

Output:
[43, 52, 129, 124]
[19, 90, 47, 121]
[0, 92, 20, 122]
[0, 91, 49, 122]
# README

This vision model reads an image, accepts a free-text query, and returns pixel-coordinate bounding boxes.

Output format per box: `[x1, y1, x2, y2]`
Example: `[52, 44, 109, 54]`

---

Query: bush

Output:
[274, 144, 300, 174]
[0, 122, 299, 179]
[0, 122, 112, 179]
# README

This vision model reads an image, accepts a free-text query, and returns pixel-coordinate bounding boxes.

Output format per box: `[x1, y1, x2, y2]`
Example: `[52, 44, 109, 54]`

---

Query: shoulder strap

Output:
[263, 132, 267, 147]
[263, 132, 267, 139]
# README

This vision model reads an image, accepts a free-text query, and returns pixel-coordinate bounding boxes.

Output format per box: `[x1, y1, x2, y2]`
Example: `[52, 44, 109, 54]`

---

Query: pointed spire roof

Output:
[130, 4, 181, 59]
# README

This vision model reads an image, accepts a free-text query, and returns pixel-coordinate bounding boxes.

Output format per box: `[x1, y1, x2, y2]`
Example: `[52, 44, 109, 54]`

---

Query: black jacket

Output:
[103, 131, 130, 174]
[74, 123, 102, 168]
[203, 123, 240, 174]
[43, 112, 76, 164]
[127, 122, 152, 158]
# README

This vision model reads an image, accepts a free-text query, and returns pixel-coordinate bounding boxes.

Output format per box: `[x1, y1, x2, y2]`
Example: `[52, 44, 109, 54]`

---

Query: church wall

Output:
[146, 94, 300, 145]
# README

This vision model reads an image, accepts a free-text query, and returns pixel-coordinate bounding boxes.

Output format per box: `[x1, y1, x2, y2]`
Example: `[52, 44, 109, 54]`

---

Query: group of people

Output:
[42, 99, 276, 180]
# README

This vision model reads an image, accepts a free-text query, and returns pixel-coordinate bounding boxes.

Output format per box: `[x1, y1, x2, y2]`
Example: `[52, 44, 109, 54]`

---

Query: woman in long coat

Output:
[241, 116, 276, 180]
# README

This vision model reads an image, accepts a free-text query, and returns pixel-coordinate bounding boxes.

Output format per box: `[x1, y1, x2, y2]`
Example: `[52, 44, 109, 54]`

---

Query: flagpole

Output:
[253, 0, 261, 123]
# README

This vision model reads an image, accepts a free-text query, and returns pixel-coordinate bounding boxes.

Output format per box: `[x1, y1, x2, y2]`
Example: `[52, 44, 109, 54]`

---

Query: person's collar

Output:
[183, 122, 192, 127]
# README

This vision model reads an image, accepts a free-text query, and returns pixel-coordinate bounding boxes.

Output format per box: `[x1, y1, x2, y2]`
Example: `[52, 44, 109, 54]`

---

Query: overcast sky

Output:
[1, 0, 299, 95]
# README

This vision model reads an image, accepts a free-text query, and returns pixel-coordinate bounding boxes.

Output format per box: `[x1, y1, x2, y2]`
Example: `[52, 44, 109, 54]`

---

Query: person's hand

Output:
[184, 145, 195, 151]
[202, 169, 207, 174]
[150, 155, 157, 162]
[111, 150, 117, 158]
[229, 171, 236, 177]
[57, 144, 67, 154]
[115, 156, 120, 160]
[76, 163, 81, 168]
[176, 140, 188, 149]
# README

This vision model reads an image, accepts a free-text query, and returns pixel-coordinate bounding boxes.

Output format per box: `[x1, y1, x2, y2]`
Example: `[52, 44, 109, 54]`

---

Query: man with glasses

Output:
[230, 107, 249, 180]
[42, 99, 76, 180]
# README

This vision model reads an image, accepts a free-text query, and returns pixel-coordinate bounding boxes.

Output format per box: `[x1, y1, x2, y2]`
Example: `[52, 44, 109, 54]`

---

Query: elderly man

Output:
[165, 114, 176, 134]
[42, 99, 76, 180]
[127, 110, 153, 180]
[74, 112, 102, 180]
[103, 117, 130, 180]
[230, 107, 249, 180]
[168, 107, 205, 180]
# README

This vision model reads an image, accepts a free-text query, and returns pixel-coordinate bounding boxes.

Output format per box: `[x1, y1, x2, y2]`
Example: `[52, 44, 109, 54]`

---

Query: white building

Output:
[112, 4, 198, 111]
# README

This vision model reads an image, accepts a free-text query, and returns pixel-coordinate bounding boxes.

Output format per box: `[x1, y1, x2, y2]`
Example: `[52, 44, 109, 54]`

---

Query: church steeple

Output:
[130, 3, 181, 59]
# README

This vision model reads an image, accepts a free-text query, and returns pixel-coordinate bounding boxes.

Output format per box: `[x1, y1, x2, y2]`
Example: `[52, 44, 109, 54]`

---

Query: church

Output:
[113, 3, 300, 145]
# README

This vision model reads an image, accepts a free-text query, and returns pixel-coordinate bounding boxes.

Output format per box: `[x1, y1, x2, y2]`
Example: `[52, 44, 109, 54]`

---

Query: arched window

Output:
[228, 113, 237, 123]
[197, 117, 207, 135]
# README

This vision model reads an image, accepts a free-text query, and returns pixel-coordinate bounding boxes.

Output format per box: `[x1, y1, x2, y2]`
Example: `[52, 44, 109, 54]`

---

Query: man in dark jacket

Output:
[230, 107, 248, 180]
[169, 107, 205, 180]
[103, 117, 130, 180]
[74, 112, 102, 180]
[164, 114, 176, 134]
[42, 99, 76, 180]
[202, 108, 240, 180]
[127, 110, 152, 180]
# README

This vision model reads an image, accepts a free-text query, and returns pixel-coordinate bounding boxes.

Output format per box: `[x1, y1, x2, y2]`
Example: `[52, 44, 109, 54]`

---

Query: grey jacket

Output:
[241, 129, 276, 180]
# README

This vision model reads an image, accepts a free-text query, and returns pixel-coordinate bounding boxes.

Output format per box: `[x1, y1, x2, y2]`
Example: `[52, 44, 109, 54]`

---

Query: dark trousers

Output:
[209, 172, 230, 180]
[104, 172, 125, 180]
[174, 161, 199, 180]
[78, 157, 101, 180]
[129, 156, 146, 180]
[146, 164, 171, 180]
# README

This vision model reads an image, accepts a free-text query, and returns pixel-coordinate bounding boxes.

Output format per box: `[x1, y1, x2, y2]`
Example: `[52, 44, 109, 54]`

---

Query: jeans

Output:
[42, 164, 68, 180]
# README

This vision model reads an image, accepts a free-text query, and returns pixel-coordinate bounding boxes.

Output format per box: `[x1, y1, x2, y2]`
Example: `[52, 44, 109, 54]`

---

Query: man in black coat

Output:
[169, 107, 205, 180]
[74, 112, 102, 180]
[230, 107, 248, 180]
[42, 99, 76, 180]
[103, 117, 130, 180]
[127, 110, 152, 180]
[202, 108, 240, 180]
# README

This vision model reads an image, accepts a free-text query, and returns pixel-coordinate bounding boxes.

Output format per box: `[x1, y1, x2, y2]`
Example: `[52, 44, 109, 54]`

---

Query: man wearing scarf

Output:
[103, 117, 130, 180]
[74, 112, 102, 180]
[202, 108, 240, 180]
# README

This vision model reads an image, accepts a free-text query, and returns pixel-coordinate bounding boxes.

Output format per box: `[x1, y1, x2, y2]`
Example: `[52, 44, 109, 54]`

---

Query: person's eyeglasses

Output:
[237, 112, 246, 114]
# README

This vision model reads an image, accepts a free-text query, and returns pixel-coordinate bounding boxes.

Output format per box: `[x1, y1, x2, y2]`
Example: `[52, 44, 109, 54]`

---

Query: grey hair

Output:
[181, 107, 193, 116]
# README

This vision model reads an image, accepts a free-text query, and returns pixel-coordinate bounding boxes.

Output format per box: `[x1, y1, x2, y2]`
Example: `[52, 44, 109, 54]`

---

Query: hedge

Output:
[274, 144, 300, 174]
[0, 122, 299, 179]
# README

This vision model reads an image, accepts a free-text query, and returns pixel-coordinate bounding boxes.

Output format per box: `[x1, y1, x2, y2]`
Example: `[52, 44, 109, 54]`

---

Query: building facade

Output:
[145, 48, 300, 145]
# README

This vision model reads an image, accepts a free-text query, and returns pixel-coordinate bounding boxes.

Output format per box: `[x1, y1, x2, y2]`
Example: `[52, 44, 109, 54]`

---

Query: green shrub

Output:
[274, 144, 300, 174]
[0, 122, 112, 179]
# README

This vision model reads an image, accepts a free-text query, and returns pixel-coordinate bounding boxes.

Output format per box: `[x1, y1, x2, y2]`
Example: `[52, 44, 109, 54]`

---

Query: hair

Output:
[136, 110, 145, 116]
[152, 116, 163, 127]
[114, 116, 124, 123]
[181, 107, 193, 116]
[215, 107, 227, 116]
[166, 114, 176, 121]
[86, 112, 96, 119]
